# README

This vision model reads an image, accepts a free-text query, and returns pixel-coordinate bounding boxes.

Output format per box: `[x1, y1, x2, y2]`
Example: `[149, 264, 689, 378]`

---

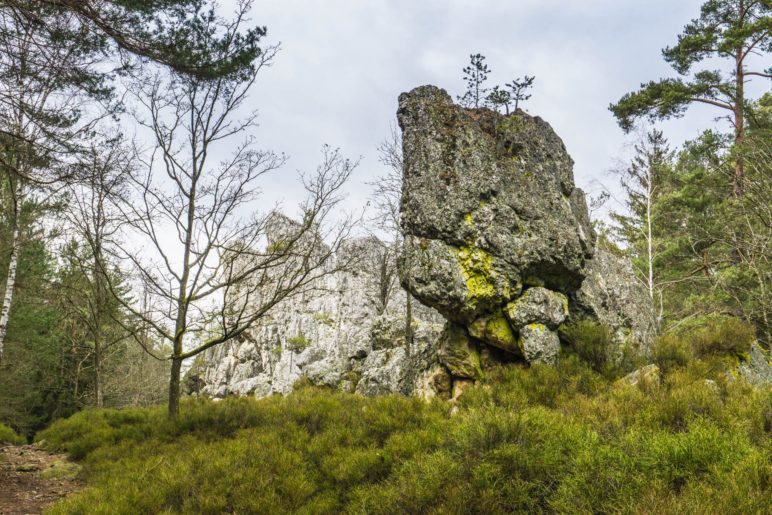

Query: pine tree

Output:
[610, 0, 771, 198]
[487, 86, 511, 114]
[3, 0, 267, 80]
[507, 75, 535, 111]
[458, 53, 490, 108]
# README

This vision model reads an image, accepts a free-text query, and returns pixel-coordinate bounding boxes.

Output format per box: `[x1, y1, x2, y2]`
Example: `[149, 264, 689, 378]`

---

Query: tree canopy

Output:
[2, 0, 267, 79]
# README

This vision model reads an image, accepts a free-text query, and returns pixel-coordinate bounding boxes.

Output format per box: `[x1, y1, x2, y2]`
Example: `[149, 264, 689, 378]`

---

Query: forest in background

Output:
[0, 0, 767, 439]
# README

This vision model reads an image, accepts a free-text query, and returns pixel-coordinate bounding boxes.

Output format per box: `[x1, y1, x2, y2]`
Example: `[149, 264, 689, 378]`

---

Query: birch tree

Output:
[0, 9, 106, 361]
[611, 129, 673, 311]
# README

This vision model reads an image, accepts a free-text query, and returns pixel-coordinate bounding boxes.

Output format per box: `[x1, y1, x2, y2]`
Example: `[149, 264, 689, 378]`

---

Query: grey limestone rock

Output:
[200, 232, 445, 399]
[738, 343, 772, 386]
[518, 324, 560, 365]
[505, 287, 569, 330]
[202, 85, 660, 400]
[398, 86, 594, 310]
[569, 245, 658, 359]
[619, 364, 661, 387]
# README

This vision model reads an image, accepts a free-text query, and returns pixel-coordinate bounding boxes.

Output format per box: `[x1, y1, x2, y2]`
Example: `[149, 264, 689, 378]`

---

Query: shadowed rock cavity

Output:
[397, 85, 656, 386]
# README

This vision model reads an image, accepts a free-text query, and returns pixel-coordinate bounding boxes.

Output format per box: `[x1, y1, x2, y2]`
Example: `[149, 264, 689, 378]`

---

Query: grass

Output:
[40, 460, 81, 480]
[0, 422, 25, 445]
[38, 320, 771, 514]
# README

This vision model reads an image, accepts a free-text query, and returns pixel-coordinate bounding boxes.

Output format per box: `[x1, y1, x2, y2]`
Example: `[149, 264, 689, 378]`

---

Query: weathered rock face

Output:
[202, 86, 660, 401]
[738, 343, 772, 386]
[569, 245, 659, 359]
[397, 85, 656, 374]
[200, 232, 446, 399]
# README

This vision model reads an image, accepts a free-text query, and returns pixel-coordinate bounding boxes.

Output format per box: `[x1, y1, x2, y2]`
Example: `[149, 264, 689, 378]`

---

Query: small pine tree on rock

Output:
[487, 86, 512, 114]
[458, 53, 491, 108]
[507, 75, 535, 111]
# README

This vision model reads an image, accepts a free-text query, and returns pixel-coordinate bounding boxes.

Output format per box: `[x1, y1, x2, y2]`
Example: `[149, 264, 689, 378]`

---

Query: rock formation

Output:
[569, 244, 659, 359]
[201, 85, 660, 401]
[397, 85, 656, 384]
[200, 225, 447, 399]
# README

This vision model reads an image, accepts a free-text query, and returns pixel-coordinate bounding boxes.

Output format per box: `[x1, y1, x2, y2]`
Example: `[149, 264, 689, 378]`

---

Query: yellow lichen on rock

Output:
[457, 245, 497, 306]
[468, 311, 519, 353]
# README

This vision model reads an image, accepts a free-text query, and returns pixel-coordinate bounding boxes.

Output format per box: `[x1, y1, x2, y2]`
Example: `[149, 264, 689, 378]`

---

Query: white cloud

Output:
[215, 0, 738, 221]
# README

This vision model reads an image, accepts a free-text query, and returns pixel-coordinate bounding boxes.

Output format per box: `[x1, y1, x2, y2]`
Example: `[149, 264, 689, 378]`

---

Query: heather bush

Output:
[0, 422, 24, 445]
[40, 318, 771, 514]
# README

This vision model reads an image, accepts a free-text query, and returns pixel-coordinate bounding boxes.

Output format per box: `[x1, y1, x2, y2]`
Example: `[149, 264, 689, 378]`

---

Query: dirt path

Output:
[0, 444, 81, 515]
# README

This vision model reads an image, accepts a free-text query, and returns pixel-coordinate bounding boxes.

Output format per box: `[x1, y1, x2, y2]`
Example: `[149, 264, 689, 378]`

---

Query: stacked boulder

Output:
[397, 85, 657, 394]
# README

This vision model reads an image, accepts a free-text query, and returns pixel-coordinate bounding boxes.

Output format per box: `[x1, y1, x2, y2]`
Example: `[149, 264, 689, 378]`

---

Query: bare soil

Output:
[0, 444, 80, 515]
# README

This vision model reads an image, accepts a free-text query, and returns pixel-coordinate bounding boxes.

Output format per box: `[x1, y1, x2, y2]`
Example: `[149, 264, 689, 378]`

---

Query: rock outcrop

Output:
[569, 244, 659, 359]
[397, 85, 656, 379]
[738, 343, 772, 386]
[201, 85, 660, 401]
[201, 229, 446, 399]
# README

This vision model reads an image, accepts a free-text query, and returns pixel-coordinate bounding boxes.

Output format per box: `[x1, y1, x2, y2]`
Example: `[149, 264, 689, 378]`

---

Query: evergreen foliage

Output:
[458, 53, 491, 108]
[610, 0, 771, 196]
[3, 0, 268, 80]
[612, 107, 771, 344]
[506, 75, 535, 112]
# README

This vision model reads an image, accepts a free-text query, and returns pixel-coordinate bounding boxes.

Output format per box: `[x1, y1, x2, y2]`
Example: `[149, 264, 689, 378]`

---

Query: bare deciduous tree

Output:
[60, 140, 133, 407]
[111, 22, 356, 415]
[369, 122, 413, 354]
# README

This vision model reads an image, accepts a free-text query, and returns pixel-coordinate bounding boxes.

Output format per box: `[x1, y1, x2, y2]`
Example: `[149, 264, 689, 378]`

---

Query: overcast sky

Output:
[225, 0, 760, 221]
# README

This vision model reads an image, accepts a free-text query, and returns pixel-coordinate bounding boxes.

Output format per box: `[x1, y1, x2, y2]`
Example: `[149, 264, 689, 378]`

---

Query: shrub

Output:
[559, 321, 613, 373]
[39, 345, 772, 514]
[287, 333, 312, 352]
[687, 316, 755, 358]
[313, 312, 335, 326]
[0, 422, 24, 445]
[653, 333, 693, 373]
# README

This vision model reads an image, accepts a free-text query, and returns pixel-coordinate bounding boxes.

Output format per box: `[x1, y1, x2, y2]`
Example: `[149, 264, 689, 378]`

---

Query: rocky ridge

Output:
[200, 85, 663, 400]
[201, 230, 448, 399]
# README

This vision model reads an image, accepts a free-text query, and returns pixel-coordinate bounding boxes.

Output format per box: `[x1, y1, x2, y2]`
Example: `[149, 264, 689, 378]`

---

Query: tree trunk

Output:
[405, 291, 413, 357]
[0, 222, 20, 362]
[94, 337, 103, 407]
[403, 237, 413, 357]
[168, 355, 182, 416]
[646, 167, 654, 300]
[733, 48, 745, 198]
[93, 237, 106, 408]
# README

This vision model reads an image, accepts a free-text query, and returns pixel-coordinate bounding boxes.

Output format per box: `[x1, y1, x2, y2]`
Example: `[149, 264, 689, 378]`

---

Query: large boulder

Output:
[738, 343, 772, 386]
[398, 85, 655, 374]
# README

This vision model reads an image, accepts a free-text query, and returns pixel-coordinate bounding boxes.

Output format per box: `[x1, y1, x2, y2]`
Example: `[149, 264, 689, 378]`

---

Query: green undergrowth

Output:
[0, 422, 25, 445]
[39, 326, 771, 514]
